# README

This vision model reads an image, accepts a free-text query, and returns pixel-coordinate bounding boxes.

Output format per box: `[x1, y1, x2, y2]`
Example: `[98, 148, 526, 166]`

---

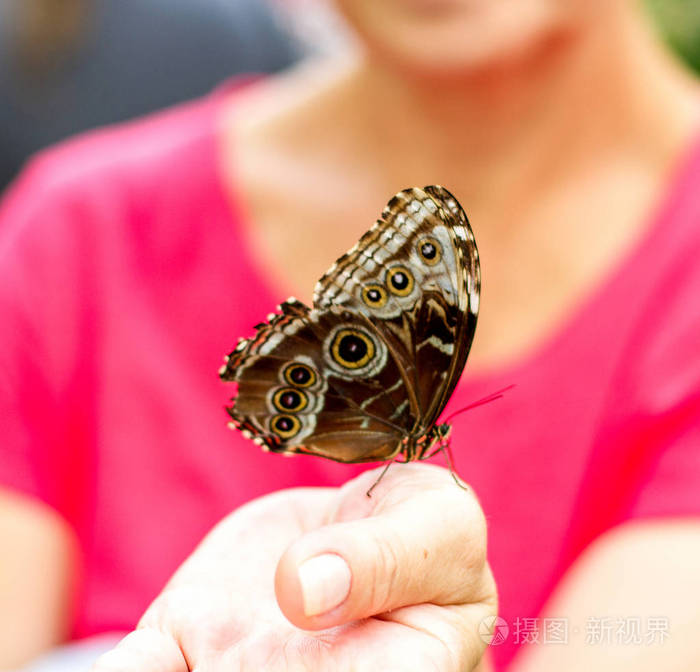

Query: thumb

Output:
[275, 464, 490, 630]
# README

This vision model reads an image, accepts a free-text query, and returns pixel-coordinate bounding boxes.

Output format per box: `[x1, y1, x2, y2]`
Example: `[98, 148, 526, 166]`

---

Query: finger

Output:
[89, 629, 188, 672]
[377, 594, 498, 671]
[275, 463, 491, 630]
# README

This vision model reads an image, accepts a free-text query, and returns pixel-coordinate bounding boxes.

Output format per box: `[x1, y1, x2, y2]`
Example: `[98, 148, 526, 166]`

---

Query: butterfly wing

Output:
[312, 185, 480, 429]
[220, 300, 416, 462]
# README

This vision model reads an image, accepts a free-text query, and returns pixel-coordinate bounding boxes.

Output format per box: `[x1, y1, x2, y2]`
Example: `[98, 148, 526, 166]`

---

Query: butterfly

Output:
[219, 185, 480, 475]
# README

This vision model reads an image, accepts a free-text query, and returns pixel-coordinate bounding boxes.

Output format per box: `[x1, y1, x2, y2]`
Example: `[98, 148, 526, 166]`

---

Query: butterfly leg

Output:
[424, 443, 445, 459]
[443, 439, 469, 491]
[423, 436, 469, 492]
[366, 459, 397, 497]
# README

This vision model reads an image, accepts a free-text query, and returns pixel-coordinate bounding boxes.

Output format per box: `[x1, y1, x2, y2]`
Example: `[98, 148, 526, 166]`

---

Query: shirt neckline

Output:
[206, 80, 700, 392]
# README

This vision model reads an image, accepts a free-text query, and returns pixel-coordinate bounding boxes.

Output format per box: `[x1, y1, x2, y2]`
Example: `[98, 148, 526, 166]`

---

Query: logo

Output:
[479, 616, 509, 646]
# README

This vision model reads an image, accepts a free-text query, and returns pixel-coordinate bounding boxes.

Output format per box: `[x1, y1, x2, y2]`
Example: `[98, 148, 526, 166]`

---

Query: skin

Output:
[513, 521, 700, 670]
[90, 466, 497, 671]
[0, 490, 77, 669]
[2, 0, 699, 669]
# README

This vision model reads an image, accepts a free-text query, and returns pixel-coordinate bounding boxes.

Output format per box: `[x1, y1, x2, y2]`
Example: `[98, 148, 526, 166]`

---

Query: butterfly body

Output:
[220, 186, 480, 465]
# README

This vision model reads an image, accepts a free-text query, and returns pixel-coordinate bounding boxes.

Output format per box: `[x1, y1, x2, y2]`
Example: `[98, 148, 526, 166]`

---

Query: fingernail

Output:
[298, 553, 352, 617]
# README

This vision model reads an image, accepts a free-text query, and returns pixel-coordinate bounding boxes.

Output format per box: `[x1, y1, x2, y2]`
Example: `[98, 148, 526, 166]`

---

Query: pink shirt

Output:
[1, 84, 699, 670]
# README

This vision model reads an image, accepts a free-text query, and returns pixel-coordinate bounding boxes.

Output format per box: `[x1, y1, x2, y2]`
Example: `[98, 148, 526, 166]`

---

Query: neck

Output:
[342, 5, 698, 211]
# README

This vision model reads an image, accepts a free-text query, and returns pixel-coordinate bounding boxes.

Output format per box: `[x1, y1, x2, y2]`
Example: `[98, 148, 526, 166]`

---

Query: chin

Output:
[335, 0, 588, 76]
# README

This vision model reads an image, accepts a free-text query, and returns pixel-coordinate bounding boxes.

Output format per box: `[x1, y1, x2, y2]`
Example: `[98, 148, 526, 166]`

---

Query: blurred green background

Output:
[646, 0, 700, 72]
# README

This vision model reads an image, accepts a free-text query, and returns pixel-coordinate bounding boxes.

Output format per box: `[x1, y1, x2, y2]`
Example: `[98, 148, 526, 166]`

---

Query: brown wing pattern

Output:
[312, 185, 480, 429]
[220, 301, 414, 462]
[220, 186, 480, 462]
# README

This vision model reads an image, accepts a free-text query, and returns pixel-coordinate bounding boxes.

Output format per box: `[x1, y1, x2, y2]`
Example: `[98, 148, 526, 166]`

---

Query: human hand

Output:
[91, 463, 497, 671]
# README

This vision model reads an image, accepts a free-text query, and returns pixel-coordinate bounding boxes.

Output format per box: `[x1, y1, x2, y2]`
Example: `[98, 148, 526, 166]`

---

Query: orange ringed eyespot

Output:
[271, 414, 301, 439]
[283, 363, 317, 388]
[386, 266, 414, 296]
[361, 284, 388, 308]
[273, 388, 308, 413]
[330, 329, 375, 369]
[417, 237, 442, 266]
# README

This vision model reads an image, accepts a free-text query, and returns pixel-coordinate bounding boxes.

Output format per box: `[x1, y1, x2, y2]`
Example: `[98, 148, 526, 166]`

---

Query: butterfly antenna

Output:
[442, 384, 515, 425]
[366, 459, 395, 497]
[434, 385, 515, 490]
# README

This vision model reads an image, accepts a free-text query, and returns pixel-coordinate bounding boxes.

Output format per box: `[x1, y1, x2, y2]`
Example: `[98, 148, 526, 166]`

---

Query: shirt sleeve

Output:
[620, 238, 700, 522]
[626, 422, 700, 519]
[0, 154, 96, 525]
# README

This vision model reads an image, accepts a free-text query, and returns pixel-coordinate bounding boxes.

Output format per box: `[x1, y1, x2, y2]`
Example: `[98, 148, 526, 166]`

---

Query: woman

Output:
[1, 0, 699, 670]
